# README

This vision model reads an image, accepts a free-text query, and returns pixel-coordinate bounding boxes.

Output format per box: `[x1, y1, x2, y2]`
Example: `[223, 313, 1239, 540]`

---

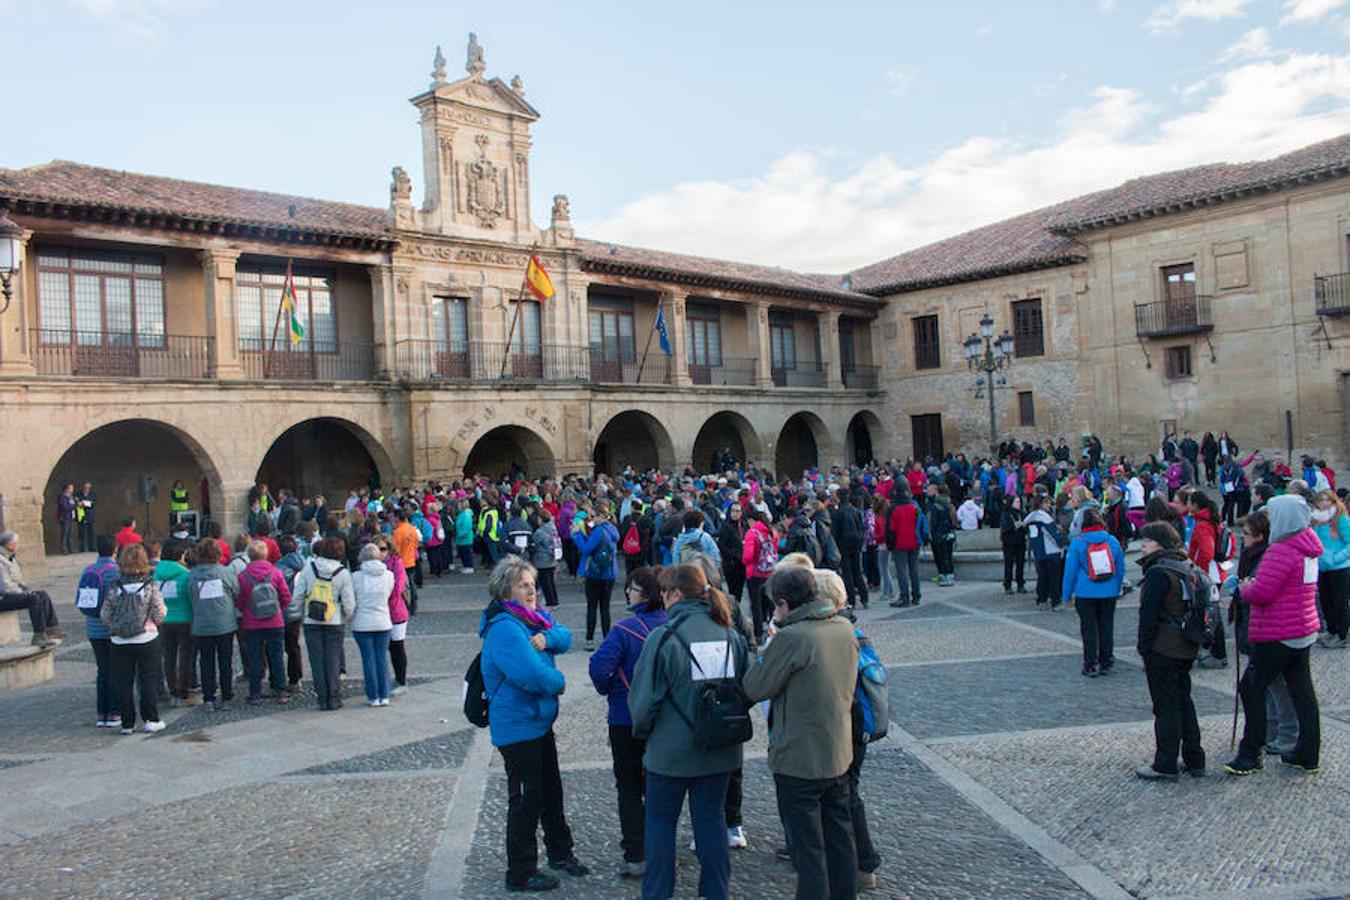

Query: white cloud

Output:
[63, 0, 207, 40]
[1099, 0, 1119, 11]
[1278, 0, 1349, 25]
[578, 52, 1350, 273]
[1218, 26, 1277, 62]
[1146, 0, 1253, 34]
[883, 66, 917, 96]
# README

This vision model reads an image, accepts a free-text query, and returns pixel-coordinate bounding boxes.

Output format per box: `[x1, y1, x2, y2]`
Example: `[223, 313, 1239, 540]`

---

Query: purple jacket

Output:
[1243, 528, 1323, 644]
[236, 560, 291, 630]
[589, 605, 668, 726]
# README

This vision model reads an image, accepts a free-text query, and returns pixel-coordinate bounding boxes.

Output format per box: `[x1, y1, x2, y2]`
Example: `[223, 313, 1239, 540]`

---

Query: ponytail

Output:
[658, 563, 732, 627]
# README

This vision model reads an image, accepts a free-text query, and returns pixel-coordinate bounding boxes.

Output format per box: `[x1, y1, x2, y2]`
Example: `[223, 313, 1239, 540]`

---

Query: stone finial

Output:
[550, 194, 571, 225]
[390, 166, 412, 202]
[431, 45, 447, 85]
[510, 75, 525, 97]
[466, 32, 486, 78]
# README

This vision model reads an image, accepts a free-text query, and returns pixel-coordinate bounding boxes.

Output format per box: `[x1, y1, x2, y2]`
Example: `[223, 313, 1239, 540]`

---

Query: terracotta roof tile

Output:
[0, 160, 390, 239]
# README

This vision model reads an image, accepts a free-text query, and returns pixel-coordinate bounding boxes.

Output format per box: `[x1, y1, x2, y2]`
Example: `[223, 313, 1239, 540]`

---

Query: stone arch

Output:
[692, 410, 765, 473]
[774, 411, 831, 479]
[462, 425, 556, 480]
[592, 409, 676, 474]
[255, 417, 395, 500]
[845, 410, 885, 467]
[41, 418, 226, 551]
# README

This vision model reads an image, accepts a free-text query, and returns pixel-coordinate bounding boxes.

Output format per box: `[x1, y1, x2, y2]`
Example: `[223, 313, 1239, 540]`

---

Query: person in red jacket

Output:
[886, 487, 925, 608]
[114, 516, 143, 550]
[236, 540, 292, 706]
[905, 462, 927, 499]
[1187, 493, 1228, 668]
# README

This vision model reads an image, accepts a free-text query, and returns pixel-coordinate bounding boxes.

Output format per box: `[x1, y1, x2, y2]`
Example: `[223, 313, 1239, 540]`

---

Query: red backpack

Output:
[621, 524, 641, 556]
[1085, 534, 1116, 582]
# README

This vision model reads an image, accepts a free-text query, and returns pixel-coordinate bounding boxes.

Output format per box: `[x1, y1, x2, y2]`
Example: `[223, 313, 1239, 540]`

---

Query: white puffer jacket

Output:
[294, 557, 358, 627]
[349, 559, 394, 632]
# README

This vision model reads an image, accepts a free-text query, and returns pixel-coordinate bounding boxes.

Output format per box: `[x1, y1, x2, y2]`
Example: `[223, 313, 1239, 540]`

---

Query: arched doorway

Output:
[43, 419, 223, 551]
[463, 425, 555, 480]
[593, 410, 675, 474]
[846, 411, 883, 467]
[775, 411, 828, 479]
[692, 411, 763, 473]
[256, 418, 390, 500]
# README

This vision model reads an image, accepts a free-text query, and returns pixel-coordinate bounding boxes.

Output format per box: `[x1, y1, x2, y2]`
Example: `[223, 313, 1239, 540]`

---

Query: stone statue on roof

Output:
[466, 33, 485, 78]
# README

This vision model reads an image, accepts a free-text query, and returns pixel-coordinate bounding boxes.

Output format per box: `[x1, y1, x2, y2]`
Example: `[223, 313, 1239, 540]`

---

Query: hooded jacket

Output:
[1136, 548, 1197, 660]
[235, 560, 291, 630]
[1024, 508, 1063, 560]
[530, 521, 559, 570]
[590, 603, 669, 726]
[576, 521, 620, 580]
[294, 557, 357, 627]
[1312, 511, 1350, 572]
[672, 527, 721, 567]
[76, 556, 121, 639]
[741, 519, 778, 577]
[479, 600, 571, 747]
[350, 558, 395, 632]
[1061, 525, 1126, 600]
[153, 559, 193, 625]
[1242, 495, 1324, 644]
[187, 564, 239, 636]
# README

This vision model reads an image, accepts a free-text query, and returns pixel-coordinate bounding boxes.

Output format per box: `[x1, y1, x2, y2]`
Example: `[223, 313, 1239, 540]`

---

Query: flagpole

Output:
[264, 259, 291, 378]
[498, 275, 530, 380]
[635, 306, 658, 383]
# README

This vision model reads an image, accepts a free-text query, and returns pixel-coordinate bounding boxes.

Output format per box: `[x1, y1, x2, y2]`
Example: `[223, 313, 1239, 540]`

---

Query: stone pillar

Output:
[369, 264, 396, 378]
[0, 229, 35, 375]
[821, 309, 844, 389]
[747, 300, 773, 387]
[200, 248, 243, 379]
[667, 292, 690, 386]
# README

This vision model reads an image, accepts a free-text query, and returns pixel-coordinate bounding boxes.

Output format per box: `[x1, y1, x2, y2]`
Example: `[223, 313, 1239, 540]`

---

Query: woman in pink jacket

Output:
[1225, 495, 1323, 776]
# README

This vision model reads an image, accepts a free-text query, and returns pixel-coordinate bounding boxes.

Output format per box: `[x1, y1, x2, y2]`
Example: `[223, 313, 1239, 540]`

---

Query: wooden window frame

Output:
[1164, 344, 1193, 380]
[35, 246, 166, 347]
[1011, 298, 1044, 358]
[769, 315, 796, 370]
[235, 263, 339, 354]
[913, 314, 941, 370]
[685, 308, 722, 367]
[1018, 390, 1035, 427]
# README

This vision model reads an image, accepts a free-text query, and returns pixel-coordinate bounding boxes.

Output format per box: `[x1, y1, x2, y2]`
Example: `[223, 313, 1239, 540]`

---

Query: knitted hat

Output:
[1138, 521, 1181, 550]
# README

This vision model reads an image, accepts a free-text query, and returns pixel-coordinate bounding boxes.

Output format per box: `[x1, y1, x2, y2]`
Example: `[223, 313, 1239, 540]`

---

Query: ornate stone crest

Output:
[465, 135, 506, 228]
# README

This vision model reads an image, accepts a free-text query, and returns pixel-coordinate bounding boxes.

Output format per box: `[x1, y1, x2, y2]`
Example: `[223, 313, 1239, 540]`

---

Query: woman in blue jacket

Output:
[1311, 491, 1350, 647]
[575, 506, 620, 651]
[1062, 507, 1126, 676]
[478, 555, 589, 892]
[588, 565, 667, 880]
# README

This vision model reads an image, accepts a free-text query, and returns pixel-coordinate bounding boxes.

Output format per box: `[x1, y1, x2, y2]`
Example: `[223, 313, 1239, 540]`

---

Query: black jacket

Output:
[1136, 549, 1198, 661]
[830, 505, 865, 552]
[717, 516, 749, 570]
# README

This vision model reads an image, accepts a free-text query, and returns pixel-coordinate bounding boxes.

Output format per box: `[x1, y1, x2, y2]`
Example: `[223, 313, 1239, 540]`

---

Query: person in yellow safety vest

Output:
[477, 504, 502, 565]
[169, 480, 190, 514]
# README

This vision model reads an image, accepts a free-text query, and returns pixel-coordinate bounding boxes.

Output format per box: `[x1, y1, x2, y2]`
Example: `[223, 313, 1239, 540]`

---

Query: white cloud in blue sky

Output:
[4, 1, 1350, 270]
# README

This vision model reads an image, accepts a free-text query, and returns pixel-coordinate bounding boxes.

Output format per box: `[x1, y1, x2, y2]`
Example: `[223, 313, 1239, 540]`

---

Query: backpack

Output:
[854, 631, 890, 743]
[240, 571, 281, 620]
[678, 534, 705, 564]
[663, 626, 752, 752]
[1214, 524, 1238, 565]
[1084, 534, 1116, 582]
[1155, 559, 1218, 647]
[104, 581, 151, 638]
[305, 562, 339, 622]
[621, 524, 641, 556]
[587, 531, 615, 579]
[752, 528, 778, 576]
[463, 651, 490, 728]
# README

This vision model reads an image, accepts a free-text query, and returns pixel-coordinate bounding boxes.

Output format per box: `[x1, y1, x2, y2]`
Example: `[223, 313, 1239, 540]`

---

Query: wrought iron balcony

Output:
[1133, 295, 1213, 339]
[1315, 272, 1350, 316]
[772, 360, 826, 388]
[842, 364, 879, 390]
[394, 340, 591, 384]
[689, 357, 757, 386]
[240, 339, 378, 381]
[30, 329, 213, 378]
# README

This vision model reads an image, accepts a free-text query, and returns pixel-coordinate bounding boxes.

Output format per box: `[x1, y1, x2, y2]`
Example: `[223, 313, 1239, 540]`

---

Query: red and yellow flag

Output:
[524, 255, 555, 302]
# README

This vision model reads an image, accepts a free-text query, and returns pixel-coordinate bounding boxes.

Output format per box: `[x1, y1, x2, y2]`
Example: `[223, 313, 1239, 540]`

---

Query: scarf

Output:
[503, 600, 553, 631]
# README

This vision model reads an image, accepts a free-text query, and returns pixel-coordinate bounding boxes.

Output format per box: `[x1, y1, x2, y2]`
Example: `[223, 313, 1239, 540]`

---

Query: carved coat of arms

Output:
[465, 142, 507, 228]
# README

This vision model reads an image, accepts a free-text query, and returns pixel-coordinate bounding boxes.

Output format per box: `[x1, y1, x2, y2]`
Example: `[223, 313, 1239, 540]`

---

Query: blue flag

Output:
[654, 305, 672, 355]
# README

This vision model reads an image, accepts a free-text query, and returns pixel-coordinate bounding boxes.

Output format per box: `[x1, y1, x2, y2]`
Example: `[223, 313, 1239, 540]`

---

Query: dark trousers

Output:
[848, 741, 881, 873]
[1034, 556, 1063, 605]
[891, 549, 921, 604]
[563, 537, 580, 576]
[304, 625, 344, 708]
[196, 632, 234, 702]
[243, 627, 286, 699]
[90, 637, 114, 720]
[284, 620, 304, 685]
[774, 772, 856, 900]
[59, 519, 75, 554]
[931, 537, 955, 576]
[499, 731, 575, 886]
[457, 544, 475, 569]
[111, 637, 162, 729]
[1144, 653, 1204, 774]
[1319, 567, 1349, 639]
[1075, 597, 1116, 670]
[389, 639, 408, 686]
[1002, 542, 1026, 590]
[723, 561, 746, 607]
[644, 770, 730, 900]
[1238, 641, 1321, 767]
[725, 766, 743, 828]
[537, 567, 559, 607]
[840, 549, 868, 607]
[1221, 490, 1251, 526]
[862, 546, 880, 588]
[747, 576, 772, 641]
[584, 578, 614, 641]
[78, 519, 95, 552]
[1208, 614, 1228, 661]
[608, 724, 646, 863]
[160, 622, 195, 697]
[0, 591, 57, 633]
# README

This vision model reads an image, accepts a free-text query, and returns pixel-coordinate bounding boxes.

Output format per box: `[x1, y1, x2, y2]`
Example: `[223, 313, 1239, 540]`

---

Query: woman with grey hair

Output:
[477, 555, 587, 892]
[350, 542, 394, 707]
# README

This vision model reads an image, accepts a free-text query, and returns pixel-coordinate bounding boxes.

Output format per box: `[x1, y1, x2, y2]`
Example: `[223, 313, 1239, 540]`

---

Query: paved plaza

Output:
[1, 558, 1348, 899]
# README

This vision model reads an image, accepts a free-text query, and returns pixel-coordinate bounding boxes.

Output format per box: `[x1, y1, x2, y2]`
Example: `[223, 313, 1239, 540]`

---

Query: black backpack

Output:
[661, 626, 752, 752]
[463, 651, 490, 728]
[1155, 558, 1218, 647]
[587, 531, 615, 579]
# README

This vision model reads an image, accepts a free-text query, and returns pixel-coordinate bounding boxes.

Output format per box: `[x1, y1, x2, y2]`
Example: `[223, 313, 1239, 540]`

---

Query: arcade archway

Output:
[692, 411, 763, 473]
[256, 418, 390, 500]
[463, 425, 556, 480]
[846, 410, 884, 467]
[592, 410, 675, 474]
[775, 411, 829, 479]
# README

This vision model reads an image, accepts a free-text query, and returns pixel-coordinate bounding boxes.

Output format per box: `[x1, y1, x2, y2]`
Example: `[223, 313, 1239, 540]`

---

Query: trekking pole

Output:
[1229, 651, 1241, 750]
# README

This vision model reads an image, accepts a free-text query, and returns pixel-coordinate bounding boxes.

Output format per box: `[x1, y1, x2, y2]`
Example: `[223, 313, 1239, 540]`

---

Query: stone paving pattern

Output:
[1, 556, 1346, 898]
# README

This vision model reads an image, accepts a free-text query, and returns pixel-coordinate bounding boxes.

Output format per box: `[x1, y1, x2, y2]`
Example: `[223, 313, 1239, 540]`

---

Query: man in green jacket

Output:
[743, 565, 859, 900]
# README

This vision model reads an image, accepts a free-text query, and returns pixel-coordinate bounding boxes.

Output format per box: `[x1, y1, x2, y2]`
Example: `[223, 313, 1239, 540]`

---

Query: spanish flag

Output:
[524, 255, 555, 302]
[281, 261, 305, 345]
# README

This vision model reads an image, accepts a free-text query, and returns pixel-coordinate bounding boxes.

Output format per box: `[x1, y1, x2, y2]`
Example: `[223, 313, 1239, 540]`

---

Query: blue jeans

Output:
[353, 629, 392, 702]
[643, 770, 730, 900]
[878, 548, 895, 598]
[243, 627, 285, 699]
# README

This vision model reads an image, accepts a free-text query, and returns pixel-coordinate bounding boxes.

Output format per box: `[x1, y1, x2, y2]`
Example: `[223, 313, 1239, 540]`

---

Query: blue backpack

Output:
[854, 629, 890, 742]
[587, 529, 615, 579]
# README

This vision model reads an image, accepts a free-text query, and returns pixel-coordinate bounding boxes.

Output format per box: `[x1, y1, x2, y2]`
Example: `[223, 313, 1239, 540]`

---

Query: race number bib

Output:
[77, 588, 100, 609]
[1303, 558, 1318, 584]
[689, 641, 734, 680]
[160, 580, 178, 599]
[199, 578, 225, 599]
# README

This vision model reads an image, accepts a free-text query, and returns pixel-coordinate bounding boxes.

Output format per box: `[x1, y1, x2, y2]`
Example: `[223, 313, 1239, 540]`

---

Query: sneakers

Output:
[1097, 665, 1114, 676]
[1223, 757, 1264, 776]
[505, 872, 560, 893]
[118, 727, 134, 735]
[774, 845, 792, 861]
[215, 700, 233, 712]
[1081, 664, 1098, 678]
[96, 719, 119, 728]
[858, 871, 878, 892]
[1181, 764, 1207, 778]
[618, 860, 645, 879]
[461, 567, 475, 575]
[377, 698, 390, 707]
[547, 855, 589, 877]
[1263, 742, 1289, 756]
[728, 826, 748, 849]
[1279, 754, 1320, 774]
[30, 632, 60, 649]
[45, 626, 67, 641]
[275, 694, 290, 705]
[888, 599, 907, 608]
[1135, 764, 1178, 781]
[1317, 634, 1347, 649]
[143, 721, 166, 734]
[247, 696, 262, 706]
[391, 685, 408, 697]
[585, 639, 596, 652]
[1197, 655, 1229, 669]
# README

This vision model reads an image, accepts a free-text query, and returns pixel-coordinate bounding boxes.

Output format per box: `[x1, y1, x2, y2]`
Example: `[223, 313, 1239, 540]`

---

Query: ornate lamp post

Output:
[963, 312, 1015, 455]
[0, 212, 22, 315]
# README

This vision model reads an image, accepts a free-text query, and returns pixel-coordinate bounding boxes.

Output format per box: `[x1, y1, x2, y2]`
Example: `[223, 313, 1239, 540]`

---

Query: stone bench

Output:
[0, 609, 57, 691]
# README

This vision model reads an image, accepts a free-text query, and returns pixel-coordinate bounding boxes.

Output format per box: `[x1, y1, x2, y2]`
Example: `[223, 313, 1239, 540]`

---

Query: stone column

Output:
[667, 292, 690, 386]
[200, 248, 243, 379]
[746, 300, 773, 387]
[369, 264, 396, 378]
[0, 228, 35, 375]
[821, 309, 844, 389]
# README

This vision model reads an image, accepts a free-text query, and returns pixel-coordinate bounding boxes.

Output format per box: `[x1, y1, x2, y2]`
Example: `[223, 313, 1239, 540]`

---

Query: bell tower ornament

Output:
[466, 33, 486, 78]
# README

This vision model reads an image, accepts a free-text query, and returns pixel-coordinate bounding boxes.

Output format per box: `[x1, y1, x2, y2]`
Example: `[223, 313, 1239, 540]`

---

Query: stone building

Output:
[0, 36, 1347, 572]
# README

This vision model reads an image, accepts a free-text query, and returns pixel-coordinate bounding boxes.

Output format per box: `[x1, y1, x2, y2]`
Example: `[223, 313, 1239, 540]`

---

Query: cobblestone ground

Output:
[1, 555, 1346, 898]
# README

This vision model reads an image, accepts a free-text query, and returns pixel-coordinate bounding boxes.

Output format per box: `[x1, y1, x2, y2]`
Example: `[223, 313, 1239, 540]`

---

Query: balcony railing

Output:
[395, 340, 591, 384]
[589, 349, 671, 385]
[688, 357, 757, 386]
[843, 364, 879, 390]
[1315, 272, 1350, 316]
[1133, 295, 1214, 338]
[30, 329, 213, 378]
[772, 360, 826, 388]
[239, 339, 377, 381]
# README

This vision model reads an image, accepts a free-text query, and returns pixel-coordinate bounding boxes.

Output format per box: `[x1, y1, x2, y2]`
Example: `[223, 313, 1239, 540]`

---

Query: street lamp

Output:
[0, 212, 23, 315]
[966, 312, 1014, 454]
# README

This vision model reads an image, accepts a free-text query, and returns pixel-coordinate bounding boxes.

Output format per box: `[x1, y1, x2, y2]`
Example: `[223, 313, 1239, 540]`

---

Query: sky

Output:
[4, 0, 1350, 273]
